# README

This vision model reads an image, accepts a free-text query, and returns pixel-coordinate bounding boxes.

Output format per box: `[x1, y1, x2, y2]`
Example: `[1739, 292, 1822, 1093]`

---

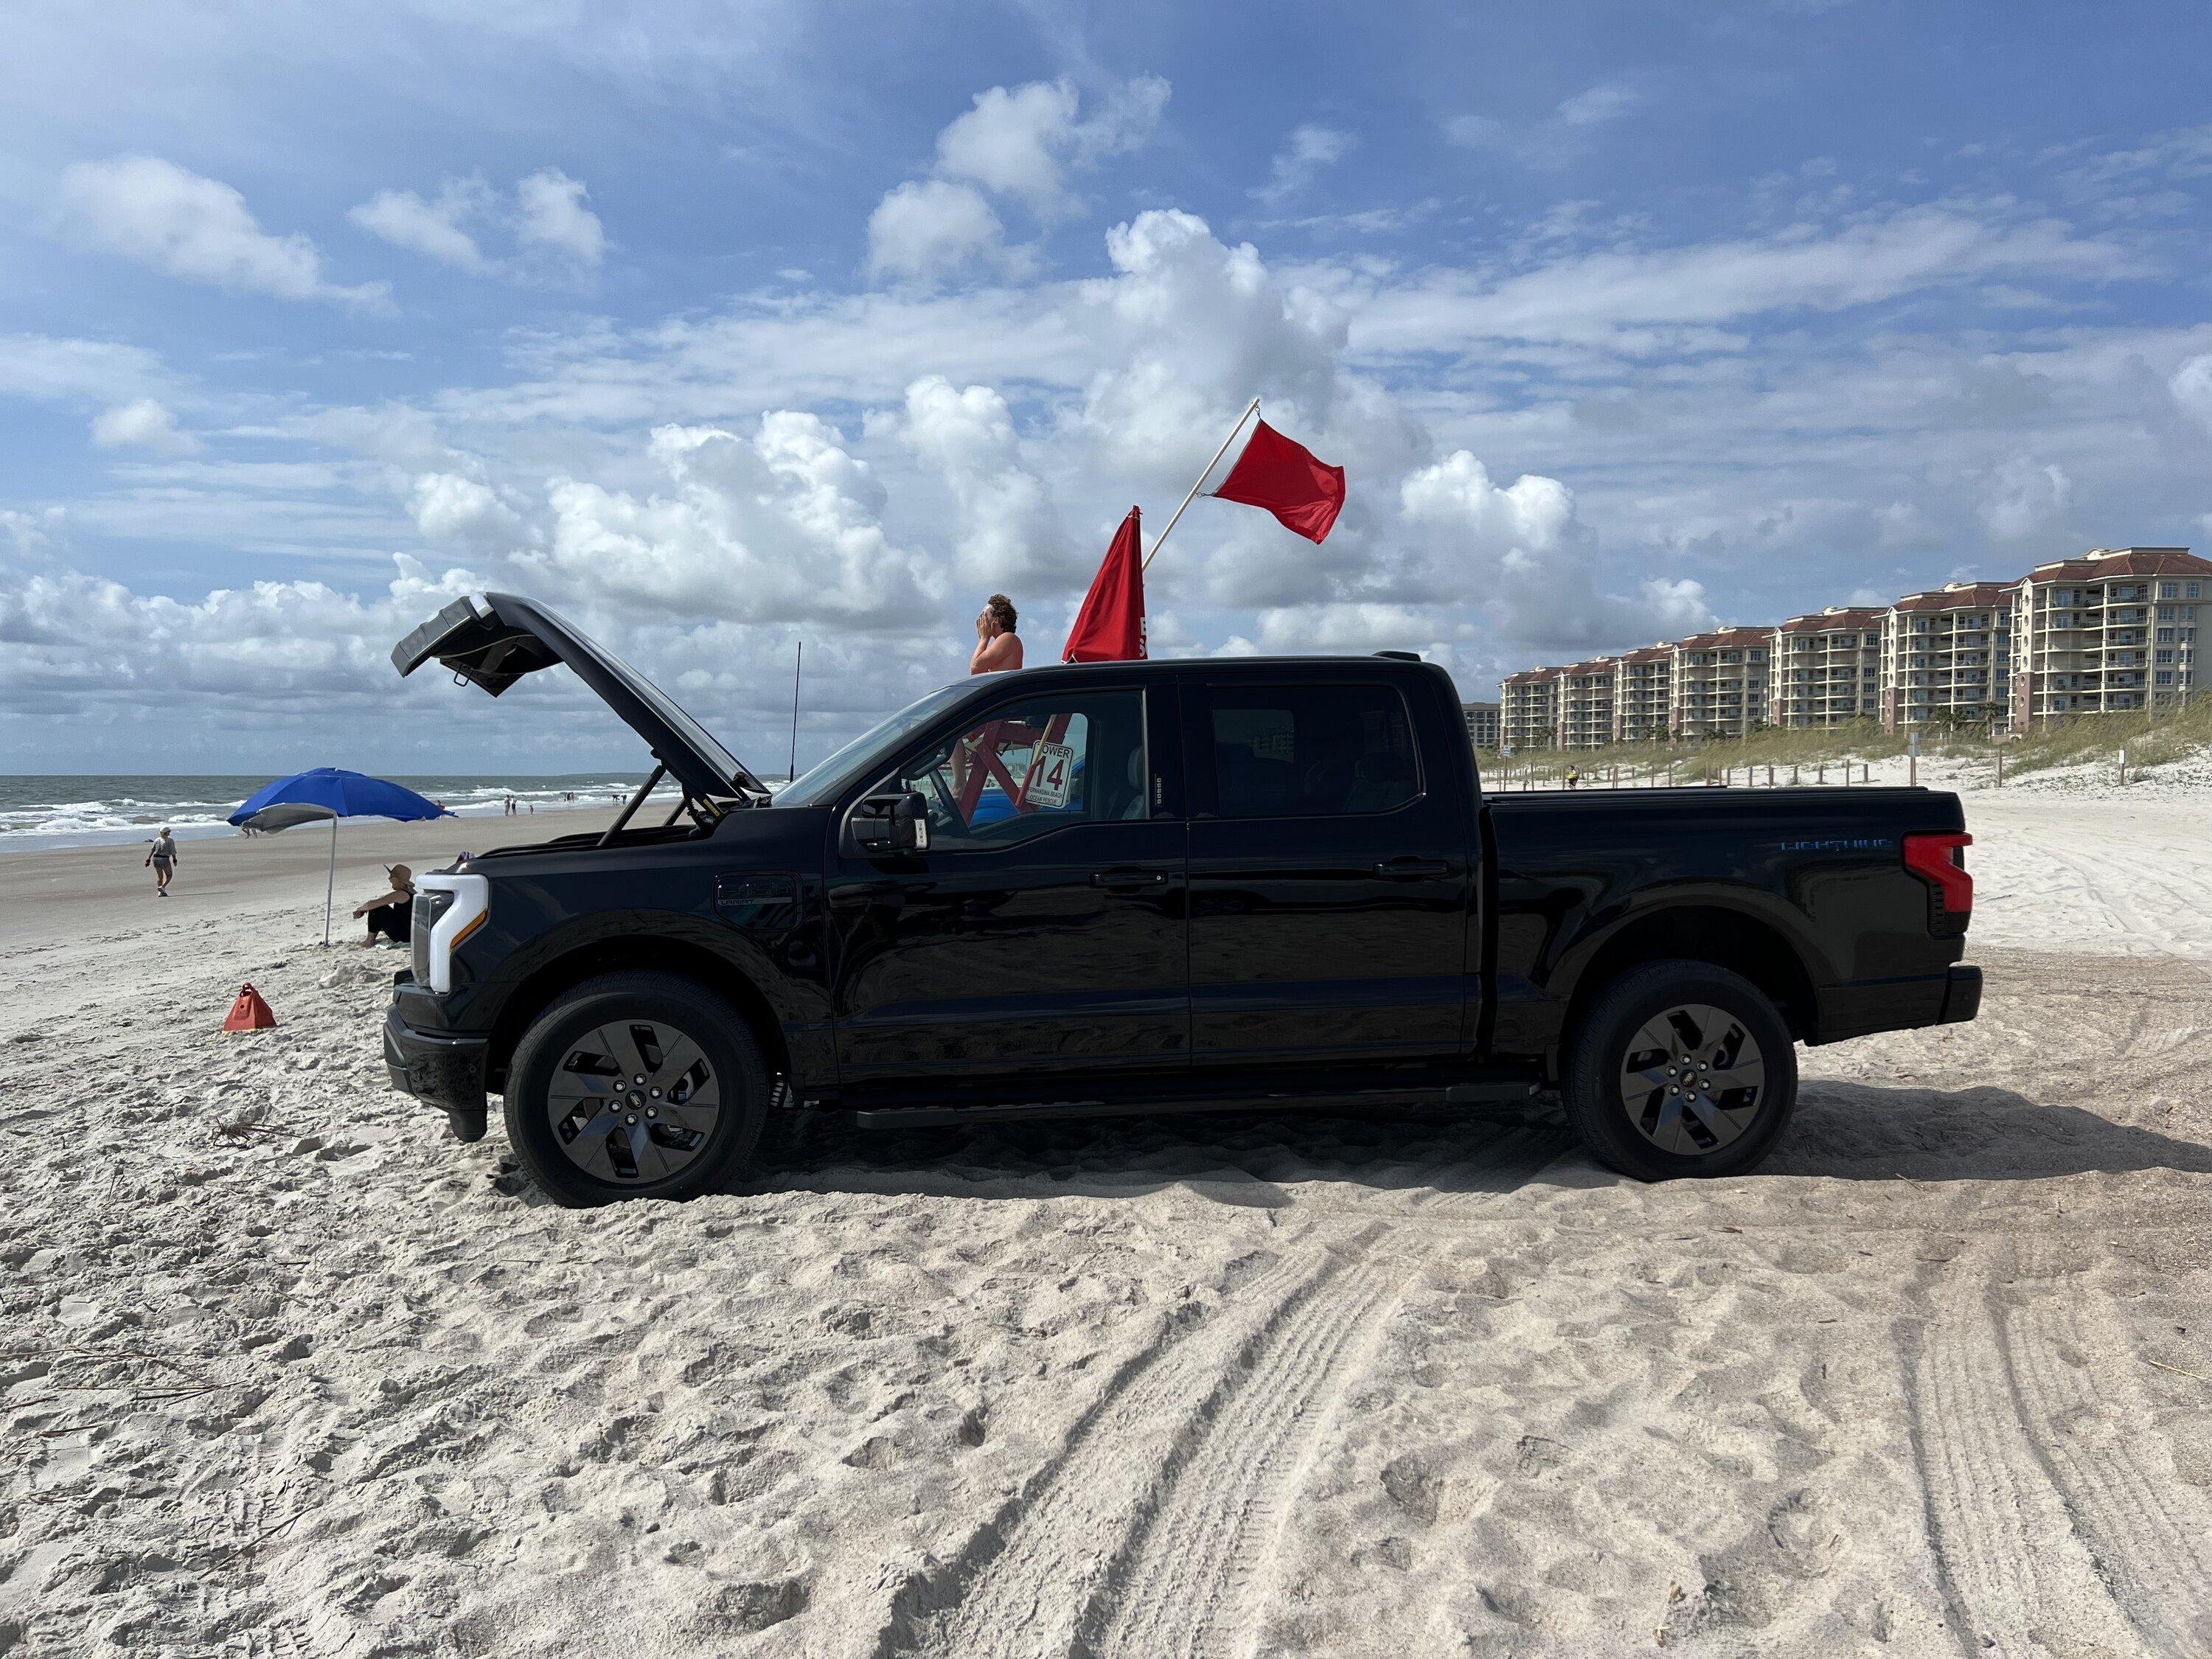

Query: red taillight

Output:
[1904, 832, 1972, 932]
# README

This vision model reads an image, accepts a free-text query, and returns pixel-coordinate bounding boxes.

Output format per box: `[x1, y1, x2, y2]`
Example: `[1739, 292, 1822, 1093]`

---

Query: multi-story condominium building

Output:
[1613, 646, 1673, 742]
[2010, 547, 2212, 728]
[1500, 668, 1561, 751]
[1881, 581, 2016, 734]
[1670, 627, 1771, 738]
[1769, 606, 1883, 727]
[1462, 700, 1500, 749]
[1559, 658, 1619, 750]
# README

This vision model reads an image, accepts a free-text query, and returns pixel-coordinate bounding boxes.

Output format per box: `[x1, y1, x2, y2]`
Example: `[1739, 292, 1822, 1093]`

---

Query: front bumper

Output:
[383, 1004, 490, 1113]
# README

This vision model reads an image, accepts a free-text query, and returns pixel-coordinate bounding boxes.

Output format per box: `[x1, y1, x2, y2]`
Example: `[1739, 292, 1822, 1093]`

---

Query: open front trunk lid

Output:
[393, 593, 770, 805]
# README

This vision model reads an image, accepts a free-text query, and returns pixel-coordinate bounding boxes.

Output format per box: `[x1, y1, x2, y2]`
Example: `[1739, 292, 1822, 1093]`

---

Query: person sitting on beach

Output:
[352, 863, 416, 948]
[970, 594, 1023, 674]
[145, 827, 178, 897]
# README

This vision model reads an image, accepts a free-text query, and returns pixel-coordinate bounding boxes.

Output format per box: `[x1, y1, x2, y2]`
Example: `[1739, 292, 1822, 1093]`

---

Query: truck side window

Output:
[1204, 684, 1419, 818]
[894, 690, 1147, 850]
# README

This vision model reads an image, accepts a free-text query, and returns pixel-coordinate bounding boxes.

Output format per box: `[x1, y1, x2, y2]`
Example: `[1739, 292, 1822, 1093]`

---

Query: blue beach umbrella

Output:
[228, 768, 452, 945]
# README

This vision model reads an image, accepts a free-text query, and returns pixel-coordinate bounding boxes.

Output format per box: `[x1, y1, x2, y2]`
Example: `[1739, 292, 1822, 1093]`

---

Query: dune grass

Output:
[1477, 698, 2211, 787]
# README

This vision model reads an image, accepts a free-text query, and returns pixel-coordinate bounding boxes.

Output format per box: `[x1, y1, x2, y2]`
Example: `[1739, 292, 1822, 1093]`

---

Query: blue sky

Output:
[5, 1, 2212, 773]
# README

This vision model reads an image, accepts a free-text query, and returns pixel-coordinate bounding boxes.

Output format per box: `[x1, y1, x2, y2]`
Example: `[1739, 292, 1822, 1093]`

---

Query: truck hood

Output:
[392, 592, 771, 805]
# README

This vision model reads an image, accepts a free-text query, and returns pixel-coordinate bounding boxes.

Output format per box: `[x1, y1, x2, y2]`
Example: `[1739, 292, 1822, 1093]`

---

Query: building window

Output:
[2159, 627, 2175, 642]
[2157, 649, 2174, 664]
[2188, 583, 2201, 599]
[2162, 582, 2180, 598]
[2157, 671, 2174, 686]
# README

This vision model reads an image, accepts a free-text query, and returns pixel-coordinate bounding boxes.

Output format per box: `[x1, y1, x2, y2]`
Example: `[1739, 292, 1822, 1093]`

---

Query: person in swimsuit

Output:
[970, 594, 1023, 674]
[352, 863, 417, 947]
[145, 828, 178, 896]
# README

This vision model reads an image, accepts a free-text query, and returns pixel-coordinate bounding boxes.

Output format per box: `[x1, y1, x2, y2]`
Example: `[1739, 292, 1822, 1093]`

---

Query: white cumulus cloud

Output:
[349, 178, 496, 273]
[408, 471, 523, 551]
[350, 170, 604, 282]
[2170, 352, 2212, 435]
[53, 156, 386, 306]
[515, 168, 606, 270]
[868, 76, 1169, 282]
[899, 376, 1073, 587]
[866, 180, 1015, 283]
[1978, 455, 2073, 539]
[529, 416, 936, 627]
[1399, 451, 1573, 552]
[1253, 125, 1356, 204]
[90, 397, 197, 454]
[933, 75, 1169, 220]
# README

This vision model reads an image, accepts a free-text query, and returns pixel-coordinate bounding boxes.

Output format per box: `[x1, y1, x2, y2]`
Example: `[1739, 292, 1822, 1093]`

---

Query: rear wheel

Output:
[503, 971, 768, 1206]
[1562, 959, 1797, 1181]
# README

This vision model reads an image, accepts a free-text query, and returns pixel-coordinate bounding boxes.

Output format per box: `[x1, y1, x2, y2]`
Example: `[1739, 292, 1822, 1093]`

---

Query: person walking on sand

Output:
[145, 827, 178, 896]
[970, 594, 1023, 674]
[352, 864, 417, 947]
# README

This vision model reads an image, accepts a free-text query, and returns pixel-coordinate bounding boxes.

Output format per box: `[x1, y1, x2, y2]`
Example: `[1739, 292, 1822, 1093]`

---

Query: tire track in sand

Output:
[1903, 1243, 2212, 1658]
[885, 1126, 1571, 1659]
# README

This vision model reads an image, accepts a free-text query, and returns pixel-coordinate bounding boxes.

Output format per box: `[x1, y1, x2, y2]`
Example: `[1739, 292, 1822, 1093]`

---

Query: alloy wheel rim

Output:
[1618, 1002, 1765, 1155]
[546, 1019, 720, 1184]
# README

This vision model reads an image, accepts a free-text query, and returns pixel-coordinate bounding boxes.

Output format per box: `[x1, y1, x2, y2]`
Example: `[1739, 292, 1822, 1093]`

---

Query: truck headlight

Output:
[412, 872, 489, 995]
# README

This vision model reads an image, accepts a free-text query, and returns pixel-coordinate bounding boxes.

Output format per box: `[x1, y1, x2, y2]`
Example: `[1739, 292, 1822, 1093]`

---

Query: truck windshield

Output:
[776, 681, 973, 807]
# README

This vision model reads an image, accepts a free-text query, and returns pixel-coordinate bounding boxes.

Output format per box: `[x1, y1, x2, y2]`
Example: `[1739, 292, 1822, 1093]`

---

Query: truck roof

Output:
[981, 653, 1445, 686]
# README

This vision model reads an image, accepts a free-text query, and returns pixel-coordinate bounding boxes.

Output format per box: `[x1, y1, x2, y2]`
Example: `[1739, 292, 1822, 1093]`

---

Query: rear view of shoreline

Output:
[0, 773, 659, 855]
[0, 806, 628, 957]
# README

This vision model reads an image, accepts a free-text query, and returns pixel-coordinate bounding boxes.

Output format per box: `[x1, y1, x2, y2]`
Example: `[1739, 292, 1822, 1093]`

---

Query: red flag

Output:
[1062, 507, 1147, 663]
[1211, 420, 1345, 543]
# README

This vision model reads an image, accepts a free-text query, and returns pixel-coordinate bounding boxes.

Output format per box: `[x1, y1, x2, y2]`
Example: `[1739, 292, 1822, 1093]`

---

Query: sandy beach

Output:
[3, 787, 2209, 1656]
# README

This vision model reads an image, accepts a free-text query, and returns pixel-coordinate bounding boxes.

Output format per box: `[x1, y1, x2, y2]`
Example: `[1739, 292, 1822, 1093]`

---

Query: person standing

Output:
[146, 827, 179, 896]
[970, 594, 1023, 674]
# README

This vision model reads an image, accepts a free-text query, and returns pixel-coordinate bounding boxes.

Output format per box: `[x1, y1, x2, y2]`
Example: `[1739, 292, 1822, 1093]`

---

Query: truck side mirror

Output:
[852, 790, 930, 855]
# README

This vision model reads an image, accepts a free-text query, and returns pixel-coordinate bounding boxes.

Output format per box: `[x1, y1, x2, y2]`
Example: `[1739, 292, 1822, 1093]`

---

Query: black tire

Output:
[502, 971, 768, 1207]
[1562, 959, 1797, 1181]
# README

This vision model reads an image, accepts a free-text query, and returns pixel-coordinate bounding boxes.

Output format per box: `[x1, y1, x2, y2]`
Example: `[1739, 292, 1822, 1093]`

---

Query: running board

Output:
[845, 1077, 1540, 1130]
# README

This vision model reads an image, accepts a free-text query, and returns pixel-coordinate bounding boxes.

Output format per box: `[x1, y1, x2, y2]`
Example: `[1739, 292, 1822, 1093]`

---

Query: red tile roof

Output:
[1891, 580, 2019, 613]
[1776, 606, 1884, 633]
[2022, 547, 2211, 584]
[1672, 626, 1769, 651]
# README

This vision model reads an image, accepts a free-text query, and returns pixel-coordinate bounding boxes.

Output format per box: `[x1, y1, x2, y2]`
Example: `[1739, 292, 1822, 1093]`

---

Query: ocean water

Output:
[0, 774, 659, 852]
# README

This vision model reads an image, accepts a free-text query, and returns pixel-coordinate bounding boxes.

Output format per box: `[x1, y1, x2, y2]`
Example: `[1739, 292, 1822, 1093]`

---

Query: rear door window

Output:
[1201, 683, 1419, 819]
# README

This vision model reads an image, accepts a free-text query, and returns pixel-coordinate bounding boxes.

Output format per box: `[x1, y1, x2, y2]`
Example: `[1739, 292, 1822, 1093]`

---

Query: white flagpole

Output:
[1141, 397, 1260, 574]
[324, 814, 338, 947]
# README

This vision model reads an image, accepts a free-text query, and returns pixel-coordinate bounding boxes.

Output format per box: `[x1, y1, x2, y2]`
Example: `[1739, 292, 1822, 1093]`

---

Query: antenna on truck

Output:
[787, 639, 803, 783]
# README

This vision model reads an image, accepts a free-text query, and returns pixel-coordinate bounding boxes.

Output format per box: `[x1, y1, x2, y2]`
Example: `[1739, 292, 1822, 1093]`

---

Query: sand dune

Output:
[2, 796, 2209, 1655]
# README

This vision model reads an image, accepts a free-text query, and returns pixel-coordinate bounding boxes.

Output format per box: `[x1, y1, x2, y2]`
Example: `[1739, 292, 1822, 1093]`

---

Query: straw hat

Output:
[386, 863, 414, 886]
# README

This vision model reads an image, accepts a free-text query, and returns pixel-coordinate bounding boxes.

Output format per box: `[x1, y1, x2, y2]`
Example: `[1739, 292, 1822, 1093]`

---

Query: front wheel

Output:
[503, 971, 768, 1206]
[1562, 959, 1798, 1181]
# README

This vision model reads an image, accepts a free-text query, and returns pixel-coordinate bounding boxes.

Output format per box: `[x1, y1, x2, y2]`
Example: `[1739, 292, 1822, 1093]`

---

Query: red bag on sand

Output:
[223, 984, 276, 1032]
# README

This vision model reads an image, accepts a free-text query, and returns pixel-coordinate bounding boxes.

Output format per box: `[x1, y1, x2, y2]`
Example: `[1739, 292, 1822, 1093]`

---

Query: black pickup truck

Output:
[383, 594, 1980, 1205]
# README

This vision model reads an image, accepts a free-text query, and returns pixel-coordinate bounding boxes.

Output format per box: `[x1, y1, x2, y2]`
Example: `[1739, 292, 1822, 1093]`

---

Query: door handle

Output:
[1373, 858, 1449, 879]
[1091, 869, 1170, 889]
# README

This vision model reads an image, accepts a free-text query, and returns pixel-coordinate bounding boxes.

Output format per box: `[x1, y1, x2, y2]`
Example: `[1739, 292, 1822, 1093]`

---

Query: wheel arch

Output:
[484, 937, 793, 1096]
[1553, 903, 1819, 1067]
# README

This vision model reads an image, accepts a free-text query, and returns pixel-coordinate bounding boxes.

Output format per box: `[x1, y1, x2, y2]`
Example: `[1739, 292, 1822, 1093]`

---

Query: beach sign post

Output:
[227, 768, 453, 945]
